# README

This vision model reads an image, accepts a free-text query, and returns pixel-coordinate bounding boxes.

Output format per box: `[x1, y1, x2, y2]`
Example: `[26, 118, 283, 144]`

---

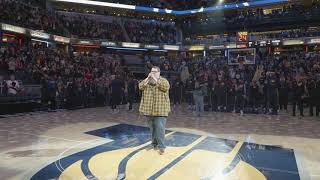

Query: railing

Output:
[0, 85, 42, 104]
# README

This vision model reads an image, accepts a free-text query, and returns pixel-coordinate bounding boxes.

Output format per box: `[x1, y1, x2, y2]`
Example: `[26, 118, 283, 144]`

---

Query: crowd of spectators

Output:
[186, 27, 320, 45]
[0, 0, 177, 44]
[224, 3, 320, 23]
[124, 20, 176, 44]
[59, 15, 125, 41]
[1, 0, 320, 116]
[1, 37, 320, 117]
[184, 2, 320, 27]
[0, 40, 139, 110]
[0, 0, 67, 36]
[167, 51, 320, 116]
[141, 50, 320, 117]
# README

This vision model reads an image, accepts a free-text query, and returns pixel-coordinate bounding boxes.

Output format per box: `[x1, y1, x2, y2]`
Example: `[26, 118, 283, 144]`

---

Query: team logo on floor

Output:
[31, 124, 300, 180]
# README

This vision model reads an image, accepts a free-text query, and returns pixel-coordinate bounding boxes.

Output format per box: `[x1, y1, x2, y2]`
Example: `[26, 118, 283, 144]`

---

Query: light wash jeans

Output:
[147, 116, 167, 149]
[193, 94, 204, 115]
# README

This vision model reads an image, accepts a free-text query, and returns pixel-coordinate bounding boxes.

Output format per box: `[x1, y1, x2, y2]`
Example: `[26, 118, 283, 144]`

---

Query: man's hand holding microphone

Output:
[143, 73, 158, 85]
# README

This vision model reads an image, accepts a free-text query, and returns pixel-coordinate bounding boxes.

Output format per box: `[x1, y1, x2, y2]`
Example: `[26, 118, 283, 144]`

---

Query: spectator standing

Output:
[110, 75, 124, 113]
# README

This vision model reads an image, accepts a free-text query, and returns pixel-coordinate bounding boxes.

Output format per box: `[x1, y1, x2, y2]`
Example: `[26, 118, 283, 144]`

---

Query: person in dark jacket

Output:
[227, 79, 236, 112]
[279, 77, 289, 111]
[47, 75, 57, 109]
[258, 74, 268, 112]
[127, 75, 137, 111]
[0, 75, 8, 96]
[216, 79, 227, 111]
[250, 81, 260, 111]
[234, 80, 245, 115]
[267, 73, 279, 115]
[307, 78, 317, 116]
[172, 76, 183, 107]
[292, 80, 305, 117]
[208, 78, 217, 111]
[110, 75, 124, 113]
[66, 79, 76, 109]
[185, 76, 195, 110]
[82, 81, 90, 107]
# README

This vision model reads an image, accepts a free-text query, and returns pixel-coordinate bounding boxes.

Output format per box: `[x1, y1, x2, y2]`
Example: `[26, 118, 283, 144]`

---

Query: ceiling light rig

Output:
[217, 0, 224, 5]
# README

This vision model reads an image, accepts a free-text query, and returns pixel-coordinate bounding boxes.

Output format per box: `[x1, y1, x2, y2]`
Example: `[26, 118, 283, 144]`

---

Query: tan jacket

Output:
[139, 77, 170, 117]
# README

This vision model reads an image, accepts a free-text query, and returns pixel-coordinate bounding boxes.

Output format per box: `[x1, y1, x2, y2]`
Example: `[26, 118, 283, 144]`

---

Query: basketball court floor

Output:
[0, 105, 319, 180]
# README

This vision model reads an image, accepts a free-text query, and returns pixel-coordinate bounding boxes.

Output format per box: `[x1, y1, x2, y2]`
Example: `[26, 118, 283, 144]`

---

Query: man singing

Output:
[139, 66, 170, 155]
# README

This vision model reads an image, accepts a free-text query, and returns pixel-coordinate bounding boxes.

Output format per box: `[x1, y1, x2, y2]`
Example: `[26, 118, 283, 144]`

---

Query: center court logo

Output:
[31, 124, 300, 180]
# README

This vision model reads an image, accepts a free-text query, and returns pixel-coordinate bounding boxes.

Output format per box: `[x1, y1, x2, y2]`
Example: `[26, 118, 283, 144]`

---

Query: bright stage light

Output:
[218, 0, 224, 5]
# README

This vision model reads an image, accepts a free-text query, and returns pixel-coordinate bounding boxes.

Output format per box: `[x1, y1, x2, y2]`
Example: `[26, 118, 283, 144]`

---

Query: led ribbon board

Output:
[51, 0, 289, 15]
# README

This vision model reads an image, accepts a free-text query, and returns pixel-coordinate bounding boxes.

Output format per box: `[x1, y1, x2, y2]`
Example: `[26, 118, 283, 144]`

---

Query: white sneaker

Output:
[240, 110, 244, 115]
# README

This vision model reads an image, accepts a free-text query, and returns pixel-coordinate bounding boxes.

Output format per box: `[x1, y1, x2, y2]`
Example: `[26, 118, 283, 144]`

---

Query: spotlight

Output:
[217, 0, 224, 5]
